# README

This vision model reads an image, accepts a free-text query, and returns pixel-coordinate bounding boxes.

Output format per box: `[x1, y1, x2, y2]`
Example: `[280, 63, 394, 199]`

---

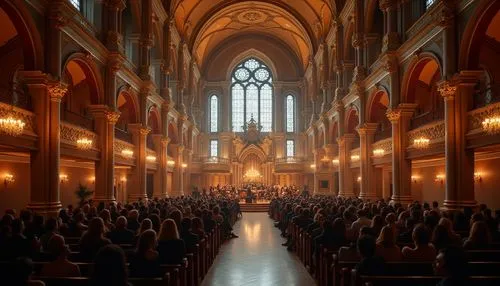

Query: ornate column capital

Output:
[357, 123, 378, 135]
[105, 110, 121, 124]
[48, 81, 68, 102]
[438, 80, 457, 101]
[379, 0, 397, 11]
[386, 109, 401, 123]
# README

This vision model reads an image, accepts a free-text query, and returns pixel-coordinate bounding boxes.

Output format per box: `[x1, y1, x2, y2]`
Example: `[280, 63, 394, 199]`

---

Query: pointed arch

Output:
[226, 49, 278, 81]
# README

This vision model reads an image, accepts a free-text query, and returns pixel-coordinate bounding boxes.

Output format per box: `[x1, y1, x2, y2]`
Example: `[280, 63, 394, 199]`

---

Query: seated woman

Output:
[90, 245, 131, 286]
[191, 217, 206, 238]
[134, 218, 152, 245]
[401, 224, 436, 261]
[79, 217, 111, 261]
[463, 221, 492, 250]
[40, 234, 81, 277]
[157, 219, 186, 265]
[129, 230, 161, 278]
[375, 226, 402, 261]
[438, 218, 462, 246]
[432, 225, 456, 251]
[355, 235, 385, 275]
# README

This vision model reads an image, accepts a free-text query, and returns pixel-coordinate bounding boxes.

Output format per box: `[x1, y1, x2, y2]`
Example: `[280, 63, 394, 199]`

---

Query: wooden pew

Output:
[35, 274, 171, 286]
[353, 273, 500, 286]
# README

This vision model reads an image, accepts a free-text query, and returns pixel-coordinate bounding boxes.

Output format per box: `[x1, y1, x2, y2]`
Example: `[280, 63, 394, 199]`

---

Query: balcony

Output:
[201, 157, 231, 173]
[275, 157, 305, 173]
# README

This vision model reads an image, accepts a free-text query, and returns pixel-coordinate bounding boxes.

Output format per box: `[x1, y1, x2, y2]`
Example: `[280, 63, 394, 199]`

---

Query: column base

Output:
[27, 201, 63, 217]
[92, 196, 116, 205]
[390, 195, 413, 207]
[358, 193, 379, 201]
[442, 200, 477, 211]
[152, 193, 168, 199]
[127, 194, 148, 202]
[338, 191, 356, 198]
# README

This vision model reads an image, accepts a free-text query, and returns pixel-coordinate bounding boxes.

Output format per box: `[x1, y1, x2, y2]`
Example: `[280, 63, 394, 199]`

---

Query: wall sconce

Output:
[350, 155, 360, 161]
[373, 149, 385, 157]
[146, 155, 157, 162]
[434, 174, 445, 184]
[4, 173, 14, 187]
[411, 175, 421, 184]
[121, 149, 133, 158]
[310, 164, 316, 169]
[181, 163, 188, 168]
[89, 176, 95, 184]
[120, 176, 127, 185]
[167, 160, 175, 167]
[357, 176, 361, 183]
[59, 174, 68, 184]
[331, 158, 339, 165]
[474, 172, 482, 183]
[413, 137, 430, 149]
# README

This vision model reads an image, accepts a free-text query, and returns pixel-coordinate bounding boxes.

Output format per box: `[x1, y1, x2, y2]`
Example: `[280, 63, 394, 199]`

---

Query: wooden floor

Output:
[201, 213, 316, 286]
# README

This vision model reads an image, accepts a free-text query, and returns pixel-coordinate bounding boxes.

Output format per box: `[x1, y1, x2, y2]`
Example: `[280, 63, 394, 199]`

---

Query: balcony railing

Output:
[275, 157, 305, 164]
[201, 156, 230, 165]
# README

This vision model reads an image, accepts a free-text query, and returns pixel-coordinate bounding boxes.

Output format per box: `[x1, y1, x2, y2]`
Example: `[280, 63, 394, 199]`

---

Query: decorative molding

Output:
[407, 121, 445, 145]
[468, 102, 500, 133]
[60, 122, 98, 150]
[0, 103, 37, 135]
[372, 138, 393, 154]
[114, 139, 136, 159]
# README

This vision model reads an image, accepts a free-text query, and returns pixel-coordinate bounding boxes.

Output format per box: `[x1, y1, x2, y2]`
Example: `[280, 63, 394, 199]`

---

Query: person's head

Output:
[158, 219, 180, 241]
[45, 217, 58, 233]
[115, 216, 127, 229]
[433, 247, 468, 278]
[469, 221, 491, 244]
[91, 245, 128, 286]
[432, 225, 451, 249]
[432, 201, 439, 209]
[192, 217, 204, 231]
[181, 217, 192, 232]
[169, 210, 183, 227]
[138, 218, 152, 234]
[99, 209, 111, 223]
[137, 229, 157, 254]
[357, 235, 376, 258]
[331, 218, 346, 240]
[47, 234, 69, 258]
[385, 213, 396, 225]
[376, 226, 396, 247]
[359, 226, 375, 238]
[128, 210, 139, 222]
[412, 224, 430, 246]
[87, 217, 105, 238]
[148, 214, 161, 233]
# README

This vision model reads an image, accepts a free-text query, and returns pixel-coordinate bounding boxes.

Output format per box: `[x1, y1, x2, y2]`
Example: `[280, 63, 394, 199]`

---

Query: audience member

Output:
[355, 235, 385, 275]
[79, 217, 111, 261]
[90, 245, 130, 286]
[401, 224, 436, 261]
[107, 216, 134, 245]
[157, 219, 186, 265]
[129, 229, 161, 278]
[40, 234, 81, 277]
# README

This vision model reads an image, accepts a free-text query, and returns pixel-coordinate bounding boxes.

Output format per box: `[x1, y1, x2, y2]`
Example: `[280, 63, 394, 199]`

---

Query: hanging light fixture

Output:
[121, 149, 133, 158]
[331, 158, 339, 165]
[146, 155, 157, 162]
[413, 137, 430, 149]
[350, 155, 360, 161]
[482, 116, 500, 134]
[373, 149, 385, 157]
[167, 160, 175, 167]
[76, 137, 93, 150]
[0, 112, 25, 136]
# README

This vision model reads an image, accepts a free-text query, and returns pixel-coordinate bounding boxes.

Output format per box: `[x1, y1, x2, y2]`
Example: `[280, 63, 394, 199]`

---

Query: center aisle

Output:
[201, 212, 316, 286]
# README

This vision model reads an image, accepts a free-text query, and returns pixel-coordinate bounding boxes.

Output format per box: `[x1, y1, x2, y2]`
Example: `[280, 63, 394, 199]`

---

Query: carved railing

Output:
[467, 102, 500, 134]
[114, 139, 136, 160]
[201, 156, 231, 172]
[201, 156, 230, 165]
[372, 138, 392, 155]
[0, 102, 36, 135]
[275, 157, 305, 164]
[407, 120, 445, 147]
[146, 148, 157, 158]
[350, 148, 360, 158]
[60, 122, 98, 149]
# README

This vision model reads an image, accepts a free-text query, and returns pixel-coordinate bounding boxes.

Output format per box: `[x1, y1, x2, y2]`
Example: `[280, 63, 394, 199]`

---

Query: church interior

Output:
[0, 0, 500, 285]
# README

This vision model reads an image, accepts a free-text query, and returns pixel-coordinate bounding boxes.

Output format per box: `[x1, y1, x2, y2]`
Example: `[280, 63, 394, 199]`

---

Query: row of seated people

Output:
[270, 195, 500, 286]
[0, 195, 240, 286]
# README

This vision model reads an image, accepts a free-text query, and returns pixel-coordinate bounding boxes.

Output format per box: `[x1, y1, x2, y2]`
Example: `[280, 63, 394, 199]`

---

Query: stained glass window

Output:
[286, 95, 295, 132]
[70, 0, 81, 10]
[426, 0, 436, 9]
[231, 58, 273, 132]
[210, 95, 218, 132]
[210, 140, 218, 157]
[286, 140, 295, 157]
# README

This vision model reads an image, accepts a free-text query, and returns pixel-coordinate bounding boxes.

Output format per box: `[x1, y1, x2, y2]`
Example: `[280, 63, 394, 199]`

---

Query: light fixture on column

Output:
[167, 160, 175, 167]
[89, 176, 95, 184]
[474, 172, 482, 183]
[482, 116, 500, 134]
[0, 112, 25, 136]
[373, 149, 385, 157]
[310, 164, 316, 169]
[121, 149, 133, 158]
[146, 155, 157, 162]
[350, 155, 360, 161]
[434, 174, 445, 184]
[411, 175, 421, 183]
[76, 137, 93, 150]
[357, 176, 361, 183]
[120, 176, 127, 185]
[4, 173, 14, 186]
[181, 163, 188, 168]
[413, 137, 430, 149]
[59, 174, 68, 184]
[331, 158, 339, 165]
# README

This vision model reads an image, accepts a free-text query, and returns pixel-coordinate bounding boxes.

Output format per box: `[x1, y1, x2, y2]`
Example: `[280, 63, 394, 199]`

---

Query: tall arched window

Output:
[231, 58, 273, 132]
[210, 95, 218, 132]
[286, 95, 295, 132]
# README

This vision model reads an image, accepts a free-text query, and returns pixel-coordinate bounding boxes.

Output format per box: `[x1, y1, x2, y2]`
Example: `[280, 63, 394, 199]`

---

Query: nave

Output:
[201, 213, 315, 286]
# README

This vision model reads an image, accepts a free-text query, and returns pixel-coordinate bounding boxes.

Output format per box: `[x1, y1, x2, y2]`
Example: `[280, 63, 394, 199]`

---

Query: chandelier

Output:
[0, 113, 25, 136]
[121, 149, 133, 158]
[413, 137, 430, 149]
[331, 158, 339, 165]
[482, 116, 500, 134]
[244, 168, 262, 179]
[373, 149, 385, 157]
[146, 155, 156, 162]
[350, 155, 360, 161]
[76, 137, 93, 150]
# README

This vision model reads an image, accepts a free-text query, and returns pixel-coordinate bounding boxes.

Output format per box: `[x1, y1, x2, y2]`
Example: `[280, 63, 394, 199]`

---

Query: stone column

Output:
[46, 1, 65, 78]
[127, 124, 150, 200]
[25, 76, 66, 216]
[88, 105, 120, 203]
[274, 82, 283, 132]
[138, 0, 153, 80]
[386, 105, 415, 205]
[221, 84, 231, 132]
[358, 123, 378, 200]
[382, 166, 392, 200]
[338, 134, 355, 197]
[153, 135, 169, 198]
[380, 0, 400, 53]
[439, 73, 481, 210]
[352, 0, 366, 82]
[183, 148, 193, 194]
[103, 0, 126, 53]
[440, 0, 457, 80]
[170, 144, 185, 197]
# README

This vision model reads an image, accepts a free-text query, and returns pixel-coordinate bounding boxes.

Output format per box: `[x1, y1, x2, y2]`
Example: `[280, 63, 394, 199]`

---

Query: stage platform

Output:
[239, 200, 270, 212]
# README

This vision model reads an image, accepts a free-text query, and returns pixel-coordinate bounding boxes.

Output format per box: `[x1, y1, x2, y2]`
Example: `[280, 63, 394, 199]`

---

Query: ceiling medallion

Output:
[238, 11, 266, 24]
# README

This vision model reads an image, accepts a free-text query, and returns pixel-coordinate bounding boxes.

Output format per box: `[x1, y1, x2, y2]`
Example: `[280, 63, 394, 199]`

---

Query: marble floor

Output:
[200, 213, 316, 286]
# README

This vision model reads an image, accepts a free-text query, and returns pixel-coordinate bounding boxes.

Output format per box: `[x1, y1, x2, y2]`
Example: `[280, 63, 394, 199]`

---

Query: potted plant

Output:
[75, 183, 93, 206]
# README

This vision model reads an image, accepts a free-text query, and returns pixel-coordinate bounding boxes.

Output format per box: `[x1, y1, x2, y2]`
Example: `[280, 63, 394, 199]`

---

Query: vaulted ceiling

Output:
[170, 0, 335, 70]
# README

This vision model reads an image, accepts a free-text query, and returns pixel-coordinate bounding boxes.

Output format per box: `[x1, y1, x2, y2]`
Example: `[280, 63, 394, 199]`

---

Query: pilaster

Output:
[337, 134, 356, 197]
[127, 124, 150, 200]
[358, 123, 378, 200]
[153, 135, 169, 198]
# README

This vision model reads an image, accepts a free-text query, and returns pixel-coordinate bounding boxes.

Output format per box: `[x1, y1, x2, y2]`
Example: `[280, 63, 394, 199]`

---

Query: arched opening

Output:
[365, 0, 385, 67]
[406, 58, 443, 129]
[369, 91, 391, 141]
[346, 108, 360, 148]
[61, 59, 100, 130]
[147, 106, 161, 149]
[116, 91, 138, 142]
[167, 122, 178, 158]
